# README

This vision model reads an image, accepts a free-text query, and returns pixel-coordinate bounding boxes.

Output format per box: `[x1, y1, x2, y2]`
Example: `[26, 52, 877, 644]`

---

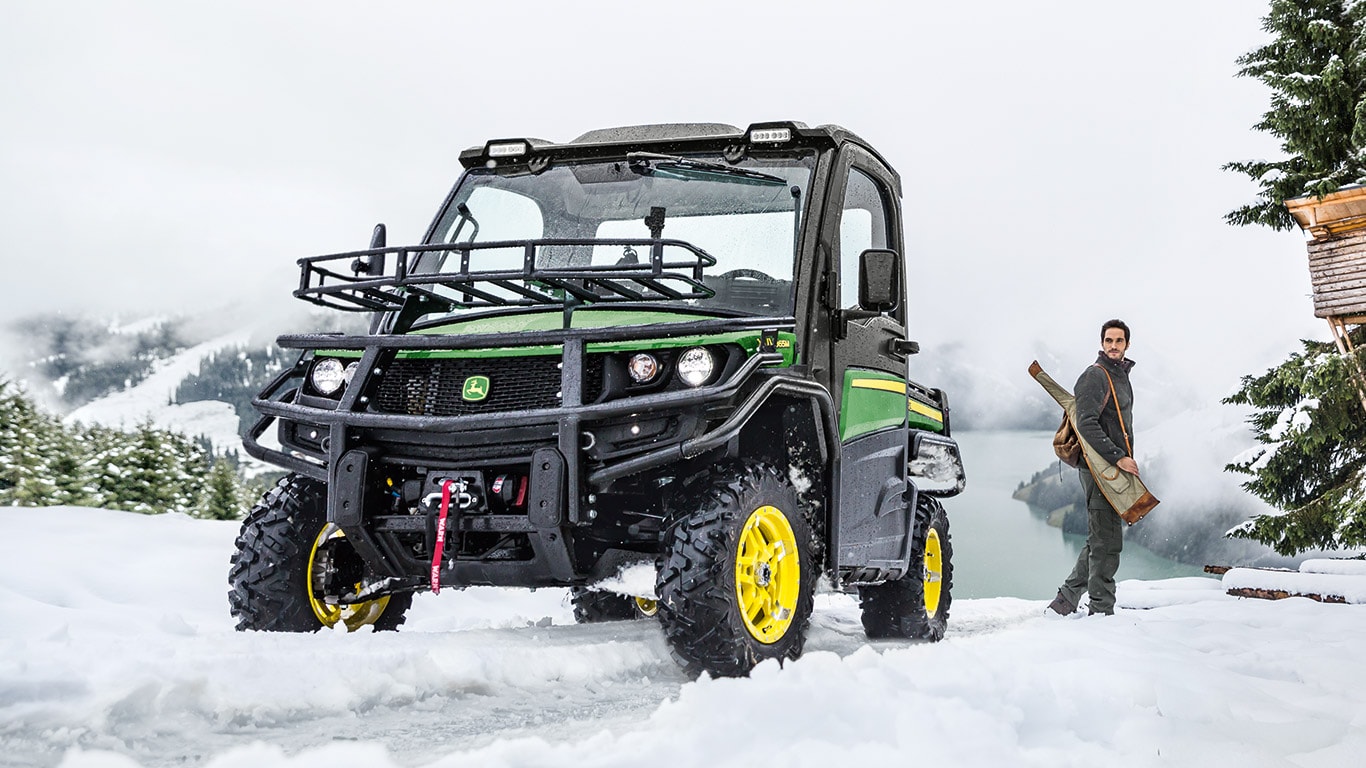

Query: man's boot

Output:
[1047, 590, 1076, 616]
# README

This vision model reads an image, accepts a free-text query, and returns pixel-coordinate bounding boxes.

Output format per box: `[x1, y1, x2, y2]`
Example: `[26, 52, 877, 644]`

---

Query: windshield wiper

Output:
[627, 152, 788, 186]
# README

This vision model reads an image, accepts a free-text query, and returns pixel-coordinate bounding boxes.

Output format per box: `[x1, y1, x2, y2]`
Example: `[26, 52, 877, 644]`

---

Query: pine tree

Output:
[80, 423, 123, 510]
[91, 419, 211, 515]
[1223, 328, 1366, 554]
[1224, 0, 1366, 229]
[0, 379, 64, 506]
[199, 457, 249, 520]
[46, 422, 95, 507]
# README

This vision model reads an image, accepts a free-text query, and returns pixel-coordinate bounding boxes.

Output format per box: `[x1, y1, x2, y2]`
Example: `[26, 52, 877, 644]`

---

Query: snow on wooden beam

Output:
[1216, 565, 1366, 604]
[1225, 586, 1348, 603]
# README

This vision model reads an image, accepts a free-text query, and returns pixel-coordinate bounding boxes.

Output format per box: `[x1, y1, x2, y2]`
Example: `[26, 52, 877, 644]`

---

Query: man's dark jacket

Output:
[1073, 353, 1134, 467]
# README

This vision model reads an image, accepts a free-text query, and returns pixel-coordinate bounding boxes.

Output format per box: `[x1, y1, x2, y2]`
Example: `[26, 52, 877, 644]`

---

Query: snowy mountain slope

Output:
[65, 330, 250, 440]
[3, 507, 1365, 768]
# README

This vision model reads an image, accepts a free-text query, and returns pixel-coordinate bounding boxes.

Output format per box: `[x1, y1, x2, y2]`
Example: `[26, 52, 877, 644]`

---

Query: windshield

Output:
[414, 150, 815, 322]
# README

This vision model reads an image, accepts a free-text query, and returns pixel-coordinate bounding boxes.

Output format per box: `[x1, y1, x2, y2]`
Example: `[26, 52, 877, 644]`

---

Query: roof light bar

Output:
[486, 141, 529, 158]
[748, 127, 792, 144]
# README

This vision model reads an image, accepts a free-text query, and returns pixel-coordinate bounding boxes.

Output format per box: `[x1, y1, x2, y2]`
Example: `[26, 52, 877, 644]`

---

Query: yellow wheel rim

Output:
[734, 505, 800, 644]
[923, 527, 943, 618]
[308, 524, 391, 631]
[634, 597, 659, 617]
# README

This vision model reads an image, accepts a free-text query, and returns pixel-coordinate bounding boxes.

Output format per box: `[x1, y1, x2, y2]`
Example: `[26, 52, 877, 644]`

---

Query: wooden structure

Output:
[1285, 185, 1366, 412]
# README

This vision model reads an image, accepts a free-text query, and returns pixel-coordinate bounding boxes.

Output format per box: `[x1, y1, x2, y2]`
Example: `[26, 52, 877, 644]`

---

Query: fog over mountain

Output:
[0, 1, 1331, 417]
[0, 1, 1338, 585]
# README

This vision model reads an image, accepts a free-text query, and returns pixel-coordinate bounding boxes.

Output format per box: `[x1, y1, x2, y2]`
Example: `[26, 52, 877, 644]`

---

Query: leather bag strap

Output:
[1098, 366, 1132, 455]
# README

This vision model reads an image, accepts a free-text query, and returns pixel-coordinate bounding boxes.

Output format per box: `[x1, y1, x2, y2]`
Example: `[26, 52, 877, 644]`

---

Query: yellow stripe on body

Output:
[850, 378, 944, 424]
[850, 378, 907, 395]
[908, 399, 944, 423]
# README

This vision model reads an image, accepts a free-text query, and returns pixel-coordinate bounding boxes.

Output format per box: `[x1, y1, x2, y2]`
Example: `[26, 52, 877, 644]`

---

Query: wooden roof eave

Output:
[1286, 185, 1366, 238]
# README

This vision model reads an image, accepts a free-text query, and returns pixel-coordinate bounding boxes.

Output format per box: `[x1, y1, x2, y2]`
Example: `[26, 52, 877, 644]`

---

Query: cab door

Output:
[821, 147, 915, 579]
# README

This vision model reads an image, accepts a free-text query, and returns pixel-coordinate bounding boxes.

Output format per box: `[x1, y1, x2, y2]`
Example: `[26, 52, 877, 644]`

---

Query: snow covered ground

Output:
[3, 506, 1365, 768]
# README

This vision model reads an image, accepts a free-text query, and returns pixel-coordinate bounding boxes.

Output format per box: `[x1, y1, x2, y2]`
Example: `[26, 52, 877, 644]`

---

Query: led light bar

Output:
[486, 141, 529, 158]
[748, 128, 792, 144]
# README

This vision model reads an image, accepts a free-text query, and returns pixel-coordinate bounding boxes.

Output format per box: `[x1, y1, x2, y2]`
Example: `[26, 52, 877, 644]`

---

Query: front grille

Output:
[371, 355, 602, 416]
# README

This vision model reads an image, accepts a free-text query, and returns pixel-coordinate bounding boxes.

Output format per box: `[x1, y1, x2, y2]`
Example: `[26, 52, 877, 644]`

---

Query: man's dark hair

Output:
[1101, 319, 1130, 343]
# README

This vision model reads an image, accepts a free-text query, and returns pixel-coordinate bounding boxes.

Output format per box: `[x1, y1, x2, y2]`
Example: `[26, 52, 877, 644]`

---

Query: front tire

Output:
[657, 462, 815, 677]
[228, 474, 412, 632]
[859, 496, 953, 641]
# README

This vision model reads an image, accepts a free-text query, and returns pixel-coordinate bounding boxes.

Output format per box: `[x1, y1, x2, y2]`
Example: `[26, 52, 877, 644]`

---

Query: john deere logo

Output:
[461, 375, 490, 402]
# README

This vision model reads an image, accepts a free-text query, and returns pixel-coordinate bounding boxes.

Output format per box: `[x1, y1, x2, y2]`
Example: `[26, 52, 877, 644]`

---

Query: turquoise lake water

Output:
[948, 430, 1206, 600]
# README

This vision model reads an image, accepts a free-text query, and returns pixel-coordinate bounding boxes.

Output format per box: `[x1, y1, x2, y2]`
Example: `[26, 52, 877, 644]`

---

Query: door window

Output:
[837, 167, 891, 309]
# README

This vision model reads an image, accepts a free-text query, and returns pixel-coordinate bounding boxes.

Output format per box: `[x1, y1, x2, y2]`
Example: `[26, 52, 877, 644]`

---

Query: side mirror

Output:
[353, 223, 388, 277]
[858, 248, 900, 312]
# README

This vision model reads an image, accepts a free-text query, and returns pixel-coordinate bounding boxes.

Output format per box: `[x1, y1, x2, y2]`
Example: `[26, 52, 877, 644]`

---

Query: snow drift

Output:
[2, 506, 1365, 768]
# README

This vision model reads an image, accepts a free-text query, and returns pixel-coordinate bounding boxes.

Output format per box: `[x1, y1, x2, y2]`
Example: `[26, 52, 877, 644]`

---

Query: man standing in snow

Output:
[1048, 319, 1137, 617]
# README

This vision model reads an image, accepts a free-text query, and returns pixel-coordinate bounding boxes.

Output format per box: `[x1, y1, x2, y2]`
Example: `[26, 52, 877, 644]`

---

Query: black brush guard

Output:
[240, 317, 835, 589]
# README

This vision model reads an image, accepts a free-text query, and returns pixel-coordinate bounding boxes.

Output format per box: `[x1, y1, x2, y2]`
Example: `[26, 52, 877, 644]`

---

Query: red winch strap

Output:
[431, 479, 455, 594]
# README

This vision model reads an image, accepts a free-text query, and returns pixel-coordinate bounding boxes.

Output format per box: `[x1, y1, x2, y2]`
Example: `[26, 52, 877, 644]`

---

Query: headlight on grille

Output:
[310, 358, 348, 395]
[676, 347, 716, 387]
[628, 353, 660, 384]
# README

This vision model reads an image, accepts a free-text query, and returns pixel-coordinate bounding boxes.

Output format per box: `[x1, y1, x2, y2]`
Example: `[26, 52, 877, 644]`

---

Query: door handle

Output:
[890, 339, 920, 357]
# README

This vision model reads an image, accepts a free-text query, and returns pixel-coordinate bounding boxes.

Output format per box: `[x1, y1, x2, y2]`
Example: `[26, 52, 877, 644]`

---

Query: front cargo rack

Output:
[295, 238, 717, 314]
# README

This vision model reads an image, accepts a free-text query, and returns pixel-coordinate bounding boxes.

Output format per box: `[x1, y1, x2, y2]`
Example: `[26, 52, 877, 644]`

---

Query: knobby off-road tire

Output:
[656, 462, 815, 678]
[859, 496, 953, 641]
[228, 474, 412, 633]
[570, 588, 659, 623]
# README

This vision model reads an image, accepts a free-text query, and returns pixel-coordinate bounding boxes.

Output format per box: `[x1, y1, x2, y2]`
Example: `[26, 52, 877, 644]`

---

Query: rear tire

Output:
[228, 474, 412, 632]
[656, 462, 815, 677]
[859, 496, 953, 641]
[570, 588, 658, 623]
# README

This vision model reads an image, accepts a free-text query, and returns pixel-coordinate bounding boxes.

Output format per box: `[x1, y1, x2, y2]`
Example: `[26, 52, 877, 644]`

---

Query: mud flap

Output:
[528, 447, 565, 528]
[330, 449, 374, 527]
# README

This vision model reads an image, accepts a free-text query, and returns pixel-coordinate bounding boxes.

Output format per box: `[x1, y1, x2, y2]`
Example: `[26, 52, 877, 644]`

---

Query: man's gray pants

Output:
[1059, 467, 1124, 614]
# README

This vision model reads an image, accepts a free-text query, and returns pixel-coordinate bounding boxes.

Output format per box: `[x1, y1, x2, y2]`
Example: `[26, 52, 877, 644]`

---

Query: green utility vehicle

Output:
[230, 121, 967, 677]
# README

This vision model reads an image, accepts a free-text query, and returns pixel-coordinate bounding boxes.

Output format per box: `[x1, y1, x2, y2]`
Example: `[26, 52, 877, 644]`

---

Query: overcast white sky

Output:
[0, 1, 1329, 405]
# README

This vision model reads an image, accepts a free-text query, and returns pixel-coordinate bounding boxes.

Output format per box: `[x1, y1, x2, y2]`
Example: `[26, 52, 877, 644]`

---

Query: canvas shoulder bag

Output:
[1052, 414, 1082, 467]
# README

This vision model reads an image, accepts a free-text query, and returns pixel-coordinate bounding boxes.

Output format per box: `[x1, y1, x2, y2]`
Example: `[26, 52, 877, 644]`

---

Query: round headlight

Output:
[343, 361, 359, 385]
[628, 353, 659, 383]
[676, 347, 715, 387]
[311, 358, 347, 395]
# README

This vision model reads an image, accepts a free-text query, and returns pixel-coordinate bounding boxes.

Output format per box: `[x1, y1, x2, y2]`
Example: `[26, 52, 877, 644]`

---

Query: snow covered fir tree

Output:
[1224, 329, 1366, 553]
[0, 378, 255, 519]
[0, 379, 71, 506]
[1224, 0, 1366, 230]
[1224, 0, 1366, 553]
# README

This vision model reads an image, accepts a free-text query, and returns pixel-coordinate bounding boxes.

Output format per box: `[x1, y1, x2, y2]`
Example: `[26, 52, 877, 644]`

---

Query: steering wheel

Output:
[715, 268, 775, 282]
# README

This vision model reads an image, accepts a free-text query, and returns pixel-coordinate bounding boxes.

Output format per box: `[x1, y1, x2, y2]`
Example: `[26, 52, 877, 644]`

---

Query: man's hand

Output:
[1117, 457, 1140, 476]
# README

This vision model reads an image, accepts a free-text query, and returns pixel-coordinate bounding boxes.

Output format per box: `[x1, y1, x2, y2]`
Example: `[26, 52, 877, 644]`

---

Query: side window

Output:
[837, 167, 891, 309]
